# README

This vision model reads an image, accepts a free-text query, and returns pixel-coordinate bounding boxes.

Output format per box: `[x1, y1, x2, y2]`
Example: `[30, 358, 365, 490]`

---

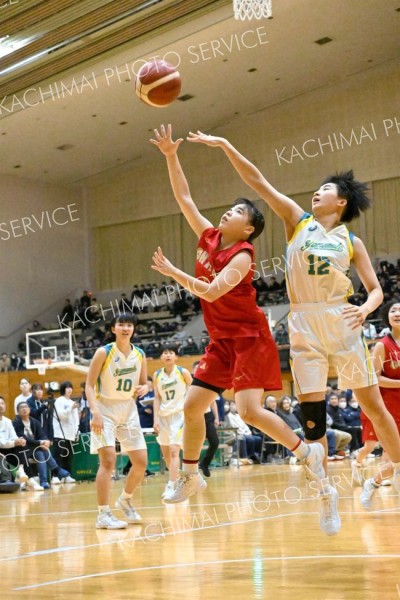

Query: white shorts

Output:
[157, 411, 184, 446]
[90, 399, 147, 454]
[289, 302, 377, 395]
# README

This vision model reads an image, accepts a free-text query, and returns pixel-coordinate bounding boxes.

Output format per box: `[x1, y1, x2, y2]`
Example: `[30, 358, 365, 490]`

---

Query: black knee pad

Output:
[300, 401, 326, 440]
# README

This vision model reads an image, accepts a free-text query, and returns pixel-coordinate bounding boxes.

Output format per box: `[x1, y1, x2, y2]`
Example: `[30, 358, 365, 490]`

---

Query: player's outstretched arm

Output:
[187, 131, 303, 238]
[150, 124, 212, 238]
[342, 237, 384, 330]
[152, 246, 251, 303]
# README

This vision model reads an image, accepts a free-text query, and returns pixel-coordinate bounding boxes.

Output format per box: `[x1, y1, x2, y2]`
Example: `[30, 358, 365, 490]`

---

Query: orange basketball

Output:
[135, 60, 181, 108]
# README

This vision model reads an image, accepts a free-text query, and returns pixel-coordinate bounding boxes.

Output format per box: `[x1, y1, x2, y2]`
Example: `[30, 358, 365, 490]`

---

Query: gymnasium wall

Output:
[84, 58, 400, 290]
[0, 176, 88, 352]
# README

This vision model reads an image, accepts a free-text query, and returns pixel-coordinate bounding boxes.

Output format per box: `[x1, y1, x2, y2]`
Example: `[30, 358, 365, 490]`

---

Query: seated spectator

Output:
[13, 402, 71, 489]
[180, 336, 199, 356]
[327, 393, 362, 454]
[342, 397, 361, 428]
[199, 335, 209, 354]
[326, 412, 352, 460]
[0, 396, 30, 485]
[27, 383, 54, 441]
[277, 396, 303, 434]
[14, 377, 32, 414]
[224, 401, 262, 464]
[0, 353, 10, 372]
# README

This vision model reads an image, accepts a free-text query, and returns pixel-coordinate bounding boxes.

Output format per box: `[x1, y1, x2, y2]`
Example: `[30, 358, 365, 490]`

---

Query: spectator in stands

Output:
[119, 293, 130, 312]
[277, 395, 304, 462]
[327, 393, 361, 454]
[199, 335, 209, 354]
[362, 321, 377, 339]
[180, 336, 199, 356]
[225, 401, 262, 464]
[61, 299, 74, 325]
[342, 397, 362, 428]
[137, 377, 154, 429]
[10, 353, 24, 371]
[52, 381, 79, 482]
[27, 383, 54, 441]
[80, 290, 92, 310]
[326, 412, 352, 460]
[273, 323, 289, 345]
[0, 396, 29, 485]
[13, 402, 71, 489]
[0, 353, 10, 372]
[14, 378, 32, 414]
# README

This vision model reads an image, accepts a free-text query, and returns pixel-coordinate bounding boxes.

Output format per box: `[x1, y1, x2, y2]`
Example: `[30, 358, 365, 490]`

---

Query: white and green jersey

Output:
[286, 213, 354, 304]
[96, 342, 144, 402]
[154, 365, 187, 416]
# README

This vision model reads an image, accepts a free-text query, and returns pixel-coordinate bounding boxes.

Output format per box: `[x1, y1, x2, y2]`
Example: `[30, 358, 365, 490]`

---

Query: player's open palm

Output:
[187, 130, 224, 147]
[151, 247, 176, 277]
[150, 124, 183, 155]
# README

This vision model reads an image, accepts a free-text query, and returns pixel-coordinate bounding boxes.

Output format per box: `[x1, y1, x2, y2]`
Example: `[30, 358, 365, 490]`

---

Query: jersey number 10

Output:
[116, 378, 133, 392]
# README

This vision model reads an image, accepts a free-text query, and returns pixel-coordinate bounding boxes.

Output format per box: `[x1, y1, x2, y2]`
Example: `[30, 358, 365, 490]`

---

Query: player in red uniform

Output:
[150, 125, 325, 510]
[358, 301, 400, 508]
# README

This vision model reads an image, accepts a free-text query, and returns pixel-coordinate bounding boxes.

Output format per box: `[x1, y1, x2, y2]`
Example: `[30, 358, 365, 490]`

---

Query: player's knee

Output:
[169, 448, 179, 459]
[184, 401, 201, 421]
[100, 454, 115, 471]
[301, 401, 326, 440]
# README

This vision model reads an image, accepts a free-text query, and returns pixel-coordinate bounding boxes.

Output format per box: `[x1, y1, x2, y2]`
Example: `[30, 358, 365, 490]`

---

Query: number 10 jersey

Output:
[97, 342, 144, 402]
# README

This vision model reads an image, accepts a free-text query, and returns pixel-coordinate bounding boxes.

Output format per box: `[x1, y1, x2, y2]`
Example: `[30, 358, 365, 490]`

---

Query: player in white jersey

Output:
[86, 314, 149, 530]
[189, 130, 400, 536]
[153, 345, 192, 501]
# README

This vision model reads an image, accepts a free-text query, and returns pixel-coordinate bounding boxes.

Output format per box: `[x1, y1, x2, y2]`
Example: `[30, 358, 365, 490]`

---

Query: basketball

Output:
[135, 59, 182, 107]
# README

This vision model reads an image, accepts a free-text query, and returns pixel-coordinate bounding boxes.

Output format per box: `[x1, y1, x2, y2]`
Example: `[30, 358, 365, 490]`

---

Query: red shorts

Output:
[361, 412, 378, 443]
[194, 330, 282, 393]
[361, 411, 400, 443]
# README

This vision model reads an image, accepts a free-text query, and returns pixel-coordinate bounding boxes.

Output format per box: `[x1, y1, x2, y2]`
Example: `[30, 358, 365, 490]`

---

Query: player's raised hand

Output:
[150, 124, 183, 155]
[187, 130, 225, 147]
[151, 247, 177, 277]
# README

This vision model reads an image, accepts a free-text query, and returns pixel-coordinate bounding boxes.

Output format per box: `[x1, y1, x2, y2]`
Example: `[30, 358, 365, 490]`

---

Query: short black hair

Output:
[17, 401, 29, 411]
[60, 381, 73, 395]
[32, 383, 43, 392]
[321, 170, 371, 222]
[380, 300, 400, 329]
[160, 343, 176, 356]
[233, 198, 265, 242]
[111, 313, 137, 328]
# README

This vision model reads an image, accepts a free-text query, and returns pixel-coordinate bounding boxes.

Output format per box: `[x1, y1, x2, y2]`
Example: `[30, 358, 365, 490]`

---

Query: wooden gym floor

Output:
[1, 460, 400, 600]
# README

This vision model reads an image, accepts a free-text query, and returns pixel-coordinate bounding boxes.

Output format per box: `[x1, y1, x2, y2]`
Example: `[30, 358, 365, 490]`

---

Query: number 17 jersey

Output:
[286, 213, 355, 304]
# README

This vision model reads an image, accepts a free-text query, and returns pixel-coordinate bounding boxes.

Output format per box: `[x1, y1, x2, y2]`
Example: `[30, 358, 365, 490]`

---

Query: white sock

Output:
[120, 490, 132, 501]
[182, 462, 198, 474]
[98, 505, 109, 513]
[293, 441, 310, 461]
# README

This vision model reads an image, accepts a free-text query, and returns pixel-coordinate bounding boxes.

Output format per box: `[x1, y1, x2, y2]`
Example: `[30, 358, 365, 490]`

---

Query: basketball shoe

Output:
[360, 478, 379, 509]
[299, 443, 325, 482]
[115, 496, 142, 523]
[319, 484, 341, 536]
[162, 470, 207, 504]
[96, 510, 128, 529]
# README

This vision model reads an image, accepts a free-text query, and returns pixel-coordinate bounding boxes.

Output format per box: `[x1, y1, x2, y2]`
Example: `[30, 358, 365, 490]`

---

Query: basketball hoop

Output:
[33, 358, 52, 376]
[233, 0, 272, 20]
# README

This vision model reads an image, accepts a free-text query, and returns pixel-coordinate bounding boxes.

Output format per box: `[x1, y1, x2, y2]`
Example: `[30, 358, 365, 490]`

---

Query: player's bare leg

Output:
[163, 386, 215, 504]
[351, 440, 377, 486]
[115, 449, 147, 524]
[356, 385, 400, 466]
[96, 446, 127, 529]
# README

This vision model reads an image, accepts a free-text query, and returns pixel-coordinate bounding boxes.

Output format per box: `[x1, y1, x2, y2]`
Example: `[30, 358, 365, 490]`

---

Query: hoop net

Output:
[33, 358, 53, 376]
[233, 0, 272, 20]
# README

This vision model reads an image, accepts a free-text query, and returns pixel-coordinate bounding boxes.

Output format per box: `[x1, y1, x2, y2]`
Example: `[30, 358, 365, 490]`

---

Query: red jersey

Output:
[195, 227, 269, 339]
[380, 334, 400, 422]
